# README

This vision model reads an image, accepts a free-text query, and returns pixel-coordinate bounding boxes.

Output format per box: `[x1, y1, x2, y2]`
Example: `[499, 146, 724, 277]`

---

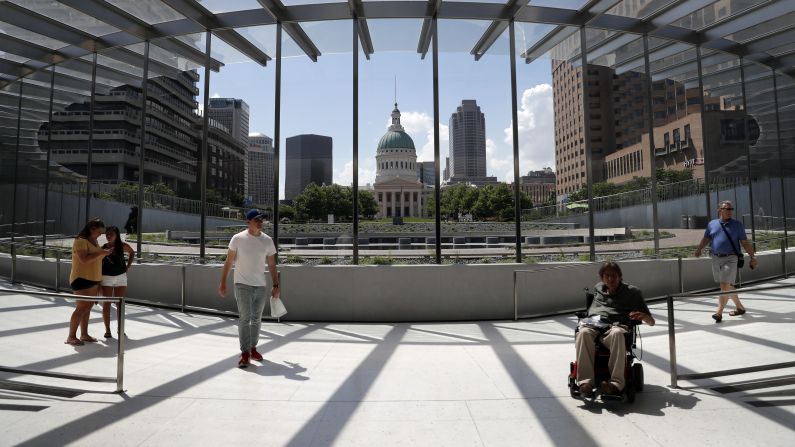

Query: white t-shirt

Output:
[228, 229, 277, 286]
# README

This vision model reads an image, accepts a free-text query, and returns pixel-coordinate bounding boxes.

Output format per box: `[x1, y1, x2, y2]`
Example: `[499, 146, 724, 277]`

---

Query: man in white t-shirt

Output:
[218, 209, 279, 368]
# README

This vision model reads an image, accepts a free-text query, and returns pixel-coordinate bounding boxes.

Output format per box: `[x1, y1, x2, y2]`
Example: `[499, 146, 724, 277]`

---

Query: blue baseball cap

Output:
[245, 209, 265, 221]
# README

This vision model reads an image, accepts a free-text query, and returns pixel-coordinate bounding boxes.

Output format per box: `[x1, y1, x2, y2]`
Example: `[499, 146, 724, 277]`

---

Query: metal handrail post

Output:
[667, 295, 678, 388]
[180, 264, 186, 313]
[55, 250, 60, 291]
[678, 255, 683, 293]
[513, 271, 518, 321]
[781, 239, 787, 278]
[116, 297, 125, 393]
[11, 244, 16, 283]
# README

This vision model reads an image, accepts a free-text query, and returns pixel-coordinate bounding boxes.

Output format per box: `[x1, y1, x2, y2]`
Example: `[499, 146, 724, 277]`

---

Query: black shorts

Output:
[71, 277, 100, 291]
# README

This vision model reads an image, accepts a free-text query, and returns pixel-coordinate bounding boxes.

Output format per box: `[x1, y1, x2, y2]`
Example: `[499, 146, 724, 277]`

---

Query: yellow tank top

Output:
[69, 238, 104, 283]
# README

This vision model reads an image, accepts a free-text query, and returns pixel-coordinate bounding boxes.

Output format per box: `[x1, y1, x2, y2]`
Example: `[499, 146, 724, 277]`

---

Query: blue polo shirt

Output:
[704, 218, 747, 255]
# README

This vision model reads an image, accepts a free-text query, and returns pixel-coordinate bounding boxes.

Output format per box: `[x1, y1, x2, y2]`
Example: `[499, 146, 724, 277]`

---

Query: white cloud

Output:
[211, 92, 221, 98]
[334, 159, 377, 187]
[388, 111, 448, 163]
[504, 84, 556, 175]
[486, 138, 512, 181]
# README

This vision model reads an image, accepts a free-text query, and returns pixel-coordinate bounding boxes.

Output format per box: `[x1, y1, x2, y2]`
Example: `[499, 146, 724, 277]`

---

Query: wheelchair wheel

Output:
[633, 363, 644, 392]
[569, 377, 578, 398]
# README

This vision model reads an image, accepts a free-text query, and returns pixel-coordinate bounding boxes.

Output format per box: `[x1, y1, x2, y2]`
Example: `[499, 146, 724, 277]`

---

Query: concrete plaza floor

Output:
[0, 278, 793, 446]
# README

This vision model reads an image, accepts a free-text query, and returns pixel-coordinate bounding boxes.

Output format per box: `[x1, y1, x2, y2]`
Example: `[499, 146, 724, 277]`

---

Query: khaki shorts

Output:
[711, 255, 738, 284]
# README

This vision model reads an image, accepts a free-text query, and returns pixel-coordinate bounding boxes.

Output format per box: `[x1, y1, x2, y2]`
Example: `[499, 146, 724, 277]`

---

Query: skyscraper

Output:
[417, 161, 435, 186]
[285, 134, 333, 200]
[448, 100, 495, 185]
[247, 133, 274, 208]
[208, 98, 250, 147]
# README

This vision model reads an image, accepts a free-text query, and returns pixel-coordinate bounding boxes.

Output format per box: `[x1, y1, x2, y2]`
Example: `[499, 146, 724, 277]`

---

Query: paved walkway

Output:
[1, 278, 793, 446]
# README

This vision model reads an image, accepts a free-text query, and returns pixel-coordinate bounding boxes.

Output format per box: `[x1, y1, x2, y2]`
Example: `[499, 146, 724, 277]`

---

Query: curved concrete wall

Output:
[2, 249, 792, 322]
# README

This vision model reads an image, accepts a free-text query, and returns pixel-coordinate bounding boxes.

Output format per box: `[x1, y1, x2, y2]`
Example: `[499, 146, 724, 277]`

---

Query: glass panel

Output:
[205, 25, 276, 258]
[647, 39, 708, 258]
[0, 82, 22, 241]
[701, 51, 750, 238]
[726, 12, 795, 43]
[137, 34, 207, 262]
[105, 0, 185, 24]
[775, 73, 795, 247]
[515, 23, 564, 264]
[671, 0, 767, 31]
[439, 19, 515, 264]
[198, 0, 263, 13]
[360, 19, 433, 265]
[744, 61, 783, 251]
[0, 21, 69, 50]
[7, 0, 119, 37]
[583, 31, 657, 261]
[46, 67, 94, 240]
[281, 21, 353, 265]
[606, 0, 678, 20]
[532, 0, 591, 9]
[14, 77, 53, 246]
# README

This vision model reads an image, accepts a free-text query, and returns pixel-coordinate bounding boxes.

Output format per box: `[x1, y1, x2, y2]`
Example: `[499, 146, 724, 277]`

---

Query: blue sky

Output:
[201, 20, 557, 197]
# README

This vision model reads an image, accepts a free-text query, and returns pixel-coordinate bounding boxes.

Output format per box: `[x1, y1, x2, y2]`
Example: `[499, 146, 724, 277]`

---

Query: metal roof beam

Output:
[417, 0, 443, 59]
[349, 0, 374, 59]
[162, 0, 272, 66]
[257, 0, 321, 62]
[57, 0, 222, 71]
[470, 0, 532, 61]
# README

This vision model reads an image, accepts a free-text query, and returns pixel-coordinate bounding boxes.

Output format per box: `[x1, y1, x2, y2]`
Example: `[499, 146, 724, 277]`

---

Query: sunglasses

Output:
[720, 207, 734, 211]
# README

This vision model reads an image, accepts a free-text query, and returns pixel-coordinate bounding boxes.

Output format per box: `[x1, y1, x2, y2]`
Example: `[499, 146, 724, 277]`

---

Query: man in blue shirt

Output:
[694, 200, 758, 323]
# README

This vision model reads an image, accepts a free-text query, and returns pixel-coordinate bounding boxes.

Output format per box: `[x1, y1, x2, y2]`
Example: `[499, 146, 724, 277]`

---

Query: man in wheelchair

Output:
[574, 261, 655, 400]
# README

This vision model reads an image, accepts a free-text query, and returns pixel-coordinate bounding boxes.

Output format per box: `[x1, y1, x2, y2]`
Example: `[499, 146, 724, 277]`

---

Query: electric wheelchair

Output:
[568, 289, 644, 403]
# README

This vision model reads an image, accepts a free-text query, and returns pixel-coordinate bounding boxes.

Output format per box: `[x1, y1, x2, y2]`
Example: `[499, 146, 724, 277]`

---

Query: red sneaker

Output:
[238, 351, 250, 368]
[250, 347, 263, 361]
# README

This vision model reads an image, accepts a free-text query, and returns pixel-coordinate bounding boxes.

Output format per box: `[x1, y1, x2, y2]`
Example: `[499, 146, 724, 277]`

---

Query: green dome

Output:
[377, 130, 415, 150]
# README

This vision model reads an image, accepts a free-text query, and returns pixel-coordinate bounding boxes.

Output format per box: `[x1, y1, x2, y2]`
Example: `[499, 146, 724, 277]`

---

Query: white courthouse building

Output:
[373, 104, 431, 218]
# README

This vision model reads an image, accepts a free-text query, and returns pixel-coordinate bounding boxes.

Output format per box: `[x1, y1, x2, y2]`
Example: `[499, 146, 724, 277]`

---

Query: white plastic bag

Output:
[270, 296, 287, 318]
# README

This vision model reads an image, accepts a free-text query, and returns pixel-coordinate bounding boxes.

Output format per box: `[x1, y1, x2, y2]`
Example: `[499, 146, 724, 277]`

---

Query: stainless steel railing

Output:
[0, 287, 126, 393]
[665, 283, 795, 389]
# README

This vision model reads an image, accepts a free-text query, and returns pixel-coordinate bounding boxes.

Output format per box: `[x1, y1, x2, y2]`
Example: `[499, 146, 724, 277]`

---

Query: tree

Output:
[279, 204, 295, 221]
[358, 190, 379, 219]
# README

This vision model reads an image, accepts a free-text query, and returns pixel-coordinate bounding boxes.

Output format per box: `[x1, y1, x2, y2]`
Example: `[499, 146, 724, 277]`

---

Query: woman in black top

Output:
[100, 226, 135, 338]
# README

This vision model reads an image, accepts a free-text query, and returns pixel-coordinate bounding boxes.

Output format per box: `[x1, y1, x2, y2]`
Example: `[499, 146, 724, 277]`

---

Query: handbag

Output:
[270, 296, 287, 318]
[719, 222, 744, 268]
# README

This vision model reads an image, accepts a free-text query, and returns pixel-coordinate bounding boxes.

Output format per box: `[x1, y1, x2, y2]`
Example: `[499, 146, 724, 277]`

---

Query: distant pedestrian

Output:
[694, 200, 758, 323]
[100, 226, 135, 338]
[218, 209, 279, 368]
[124, 206, 138, 235]
[66, 218, 111, 346]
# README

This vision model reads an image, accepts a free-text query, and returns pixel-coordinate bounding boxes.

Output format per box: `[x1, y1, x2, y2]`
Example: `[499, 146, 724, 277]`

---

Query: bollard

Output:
[116, 297, 125, 393]
[180, 264, 186, 313]
[782, 240, 787, 279]
[55, 250, 61, 291]
[667, 295, 678, 388]
[677, 255, 684, 293]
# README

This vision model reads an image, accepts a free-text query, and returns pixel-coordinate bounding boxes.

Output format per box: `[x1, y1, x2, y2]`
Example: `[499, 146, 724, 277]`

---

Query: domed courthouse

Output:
[373, 104, 430, 218]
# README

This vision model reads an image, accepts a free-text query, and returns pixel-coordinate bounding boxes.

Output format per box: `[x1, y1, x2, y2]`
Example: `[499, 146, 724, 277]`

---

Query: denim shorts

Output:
[101, 273, 127, 287]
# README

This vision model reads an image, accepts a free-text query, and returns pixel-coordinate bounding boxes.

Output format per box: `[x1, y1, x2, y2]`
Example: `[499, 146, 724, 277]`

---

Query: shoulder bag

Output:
[720, 222, 744, 268]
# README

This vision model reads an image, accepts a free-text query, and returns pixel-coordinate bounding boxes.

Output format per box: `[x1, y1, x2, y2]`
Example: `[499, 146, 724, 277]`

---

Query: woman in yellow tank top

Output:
[66, 218, 111, 346]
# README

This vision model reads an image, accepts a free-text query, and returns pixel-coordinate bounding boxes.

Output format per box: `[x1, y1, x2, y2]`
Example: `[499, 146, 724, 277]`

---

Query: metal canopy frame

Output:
[0, 1, 793, 85]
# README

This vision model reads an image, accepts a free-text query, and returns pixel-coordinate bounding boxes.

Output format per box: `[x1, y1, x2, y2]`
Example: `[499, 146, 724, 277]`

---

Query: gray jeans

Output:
[575, 325, 629, 391]
[234, 284, 269, 353]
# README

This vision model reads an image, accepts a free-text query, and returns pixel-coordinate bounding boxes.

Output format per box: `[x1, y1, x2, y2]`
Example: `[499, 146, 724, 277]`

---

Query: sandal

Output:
[730, 308, 746, 316]
[712, 313, 723, 323]
[65, 338, 84, 346]
[79, 336, 98, 343]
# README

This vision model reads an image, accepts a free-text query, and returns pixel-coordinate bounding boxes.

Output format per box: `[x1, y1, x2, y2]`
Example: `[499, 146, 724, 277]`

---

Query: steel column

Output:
[579, 27, 596, 261]
[273, 24, 283, 262]
[643, 35, 661, 255]
[772, 70, 789, 253]
[432, 15, 441, 264]
[200, 32, 212, 261]
[739, 57, 756, 244]
[42, 67, 56, 253]
[509, 20, 522, 263]
[353, 17, 360, 265]
[85, 52, 98, 221]
[696, 46, 713, 219]
[137, 41, 150, 261]
[10, 80, 23, 243]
